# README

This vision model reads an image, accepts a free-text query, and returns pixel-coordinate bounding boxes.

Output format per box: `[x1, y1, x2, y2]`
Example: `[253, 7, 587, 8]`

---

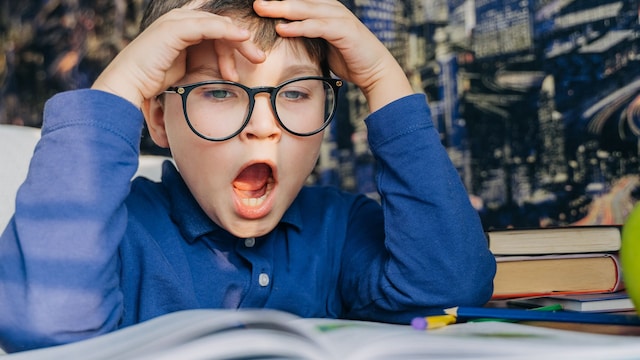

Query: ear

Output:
[141, 97, 170, 148]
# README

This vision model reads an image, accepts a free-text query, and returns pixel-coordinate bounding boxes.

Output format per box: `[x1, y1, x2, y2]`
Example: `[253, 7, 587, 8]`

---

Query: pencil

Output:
[445, 306, 640, 326]
[411, 314, 457, 330]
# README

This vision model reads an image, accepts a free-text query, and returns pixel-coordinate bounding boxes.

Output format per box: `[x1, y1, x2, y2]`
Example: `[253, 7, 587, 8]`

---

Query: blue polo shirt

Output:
[0, 90, 495, 353]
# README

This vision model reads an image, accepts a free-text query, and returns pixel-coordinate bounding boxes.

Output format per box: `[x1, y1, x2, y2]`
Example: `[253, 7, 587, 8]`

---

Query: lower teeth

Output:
[241, 194, 267, 207]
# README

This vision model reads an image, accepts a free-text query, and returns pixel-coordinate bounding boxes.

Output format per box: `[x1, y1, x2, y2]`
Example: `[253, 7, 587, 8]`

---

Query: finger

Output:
[149, 10, 265, 79]
[164, 10, 266, 63]
[182, 0, 209, 11]
[216, 41, 268, 82]
[233, 40, 267, 65]
[275, 19, 336, 40]
[154, 9, 252, 45]
[253, 0, 357, 41]
[162, 50, 188, 88]
[215, 42, 240, 82]
[253, 0, 342, 21]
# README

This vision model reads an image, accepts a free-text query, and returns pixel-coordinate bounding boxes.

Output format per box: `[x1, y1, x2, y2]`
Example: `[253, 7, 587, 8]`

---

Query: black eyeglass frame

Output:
[164, 76, 343, 142]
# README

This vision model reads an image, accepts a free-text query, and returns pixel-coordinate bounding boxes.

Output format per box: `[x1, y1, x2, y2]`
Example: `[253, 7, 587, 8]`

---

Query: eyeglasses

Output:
[164, 76, 343, 141]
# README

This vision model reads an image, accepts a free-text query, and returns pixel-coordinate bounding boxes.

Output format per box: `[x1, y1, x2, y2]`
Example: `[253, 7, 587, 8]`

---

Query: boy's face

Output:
[146, 38, 326, 239]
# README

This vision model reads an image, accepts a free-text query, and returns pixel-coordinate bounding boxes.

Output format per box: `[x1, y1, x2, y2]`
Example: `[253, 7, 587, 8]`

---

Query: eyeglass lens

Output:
[184, 78, 337, 140]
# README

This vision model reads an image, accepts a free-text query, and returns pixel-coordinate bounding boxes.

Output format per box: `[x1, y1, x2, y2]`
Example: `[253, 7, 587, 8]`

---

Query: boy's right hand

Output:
[91, 6, 266, 109]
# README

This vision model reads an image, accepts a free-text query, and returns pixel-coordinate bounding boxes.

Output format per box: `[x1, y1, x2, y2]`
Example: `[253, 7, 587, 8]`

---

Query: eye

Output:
[278, 79, 326, 103]
[203, 88, 234, 100]
[281, 89, 309, 100]
[208, 89, 231, 99]
[279, 82, 314, 101]
[194, 84, 240, 101]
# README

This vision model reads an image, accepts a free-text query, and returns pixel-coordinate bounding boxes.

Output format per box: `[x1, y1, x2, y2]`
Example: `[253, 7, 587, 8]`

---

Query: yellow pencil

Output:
[411, 314, 457, 330]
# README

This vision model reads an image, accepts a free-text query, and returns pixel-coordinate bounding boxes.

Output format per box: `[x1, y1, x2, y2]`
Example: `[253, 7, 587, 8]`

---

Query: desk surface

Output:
[522, 320, 640, 336]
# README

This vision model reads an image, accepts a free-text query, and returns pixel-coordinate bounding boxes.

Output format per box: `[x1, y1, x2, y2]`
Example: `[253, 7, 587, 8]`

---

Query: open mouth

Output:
[232, 162, 275, 208]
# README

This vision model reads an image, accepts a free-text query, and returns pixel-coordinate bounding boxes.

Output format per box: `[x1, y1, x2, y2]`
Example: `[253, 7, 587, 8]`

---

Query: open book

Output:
[4, 308, 640, 360]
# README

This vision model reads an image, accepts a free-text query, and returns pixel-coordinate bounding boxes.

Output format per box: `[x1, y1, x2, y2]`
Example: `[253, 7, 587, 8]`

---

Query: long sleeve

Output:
[341, 94, 496, 322]
[0, 90, 143, 352]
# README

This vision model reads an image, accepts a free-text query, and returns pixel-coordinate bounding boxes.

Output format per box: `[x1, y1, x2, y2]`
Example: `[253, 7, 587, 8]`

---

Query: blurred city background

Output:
[2, 0, 640, 230]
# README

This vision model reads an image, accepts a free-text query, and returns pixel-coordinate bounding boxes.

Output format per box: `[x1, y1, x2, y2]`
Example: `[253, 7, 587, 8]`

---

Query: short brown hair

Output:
[140, 0, 330, 75]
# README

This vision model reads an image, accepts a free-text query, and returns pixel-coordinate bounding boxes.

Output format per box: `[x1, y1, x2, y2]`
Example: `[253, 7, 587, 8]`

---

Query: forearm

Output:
[346, 94, 495, 321]
[0, 90, 142, 352]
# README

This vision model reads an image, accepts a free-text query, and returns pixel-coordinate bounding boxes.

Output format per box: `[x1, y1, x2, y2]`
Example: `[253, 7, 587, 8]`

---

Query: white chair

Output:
[136, 154, 173, 182]
[0, 124, 170, 230]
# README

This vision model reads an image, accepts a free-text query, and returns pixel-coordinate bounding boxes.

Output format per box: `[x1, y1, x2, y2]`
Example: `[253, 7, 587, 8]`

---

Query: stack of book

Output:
[486, 225, 625, 302]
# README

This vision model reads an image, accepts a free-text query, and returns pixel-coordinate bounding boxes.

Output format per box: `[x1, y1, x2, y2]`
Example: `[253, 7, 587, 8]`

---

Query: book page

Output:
[1, 309, 312, 360]
[5, 310, 640, 360]
[294, 317, 640, 360]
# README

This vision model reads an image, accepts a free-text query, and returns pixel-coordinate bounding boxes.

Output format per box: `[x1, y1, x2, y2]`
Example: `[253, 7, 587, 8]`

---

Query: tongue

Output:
[233, 163, 271, 192]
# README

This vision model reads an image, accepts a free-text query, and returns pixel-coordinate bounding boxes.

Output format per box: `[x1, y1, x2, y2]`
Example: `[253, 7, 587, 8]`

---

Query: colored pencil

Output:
[411, 314, 457, 330]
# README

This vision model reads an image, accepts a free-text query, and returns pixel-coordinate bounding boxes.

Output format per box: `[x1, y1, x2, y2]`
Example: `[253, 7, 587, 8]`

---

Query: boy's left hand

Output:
[253, 0, 414, 112]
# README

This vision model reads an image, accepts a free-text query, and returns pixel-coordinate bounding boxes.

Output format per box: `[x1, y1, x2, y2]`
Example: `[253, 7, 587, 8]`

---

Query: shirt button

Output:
[258, 273, 270, 287]
[244, 237, 255, 247]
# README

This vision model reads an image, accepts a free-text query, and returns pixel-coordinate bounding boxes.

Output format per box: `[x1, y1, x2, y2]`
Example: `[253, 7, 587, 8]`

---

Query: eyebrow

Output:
[279, 64, 323, 79]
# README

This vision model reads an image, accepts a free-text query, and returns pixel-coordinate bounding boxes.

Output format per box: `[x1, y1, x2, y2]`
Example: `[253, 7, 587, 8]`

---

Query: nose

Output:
[241, 93, 282, 141]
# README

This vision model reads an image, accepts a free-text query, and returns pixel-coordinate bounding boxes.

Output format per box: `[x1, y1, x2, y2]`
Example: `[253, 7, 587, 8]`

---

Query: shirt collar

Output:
[160, 161, 303, 243]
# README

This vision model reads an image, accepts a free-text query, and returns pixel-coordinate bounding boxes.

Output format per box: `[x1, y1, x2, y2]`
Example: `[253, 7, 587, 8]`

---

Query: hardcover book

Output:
[486, 225, 622, 256]
[492, 253, 624, 299]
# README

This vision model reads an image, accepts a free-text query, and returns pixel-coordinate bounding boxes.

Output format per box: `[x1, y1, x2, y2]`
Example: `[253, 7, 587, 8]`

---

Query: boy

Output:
[0, 0, 496, 353]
